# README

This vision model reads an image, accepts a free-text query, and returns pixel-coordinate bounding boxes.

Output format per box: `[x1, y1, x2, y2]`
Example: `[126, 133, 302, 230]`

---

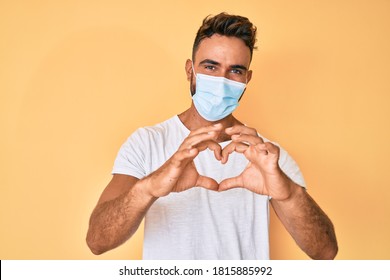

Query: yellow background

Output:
[1, 0, 389, 259]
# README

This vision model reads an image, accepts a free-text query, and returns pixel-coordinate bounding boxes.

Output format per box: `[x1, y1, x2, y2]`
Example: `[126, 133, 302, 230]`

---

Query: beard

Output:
[190, 72, 196, 96]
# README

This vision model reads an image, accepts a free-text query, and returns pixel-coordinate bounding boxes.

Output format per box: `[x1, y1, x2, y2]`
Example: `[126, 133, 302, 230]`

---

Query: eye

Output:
[204, 65, 216, 71]
[230, 68, 243, 75]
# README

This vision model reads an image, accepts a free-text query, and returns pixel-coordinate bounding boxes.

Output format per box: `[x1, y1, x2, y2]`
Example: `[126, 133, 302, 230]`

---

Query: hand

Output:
[145, 124, 223, 198]
[219, 125, 293, 200]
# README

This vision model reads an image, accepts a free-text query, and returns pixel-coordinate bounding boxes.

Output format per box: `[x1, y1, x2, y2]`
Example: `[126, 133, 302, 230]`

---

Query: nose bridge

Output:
[222, 66, 230, 79]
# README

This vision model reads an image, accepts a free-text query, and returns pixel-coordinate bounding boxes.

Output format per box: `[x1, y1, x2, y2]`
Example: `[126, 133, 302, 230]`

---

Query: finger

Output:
[264, 142, 280, 155]
[181, 131, 219, 149]
[196, 175, 219, 191]
[249, 142, 268, 156]
[221, 142, 236, 164]
[231, 134, 264, 146]
[253, 142, 280, 157]
[194, 140, 222, 161]
[225, 125, 257, 136]
[170, 147, 199, 168]
[188, 123, 223, 137]
[221, 142, 249, 164]
[219, 176, 243, 192]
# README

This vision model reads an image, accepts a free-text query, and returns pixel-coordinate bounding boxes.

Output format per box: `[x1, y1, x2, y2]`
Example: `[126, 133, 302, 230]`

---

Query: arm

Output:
[270, 182, 338, 259]
[86, 174, 156, 255]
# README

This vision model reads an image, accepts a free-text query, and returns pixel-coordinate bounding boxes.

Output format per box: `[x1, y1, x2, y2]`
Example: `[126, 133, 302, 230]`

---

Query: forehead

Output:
[194, 34, 251, 67]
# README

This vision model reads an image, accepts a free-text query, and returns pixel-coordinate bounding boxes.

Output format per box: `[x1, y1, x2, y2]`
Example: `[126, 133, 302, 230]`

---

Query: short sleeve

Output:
[112, 128, 147, 179]
[278, 146, 306, 188]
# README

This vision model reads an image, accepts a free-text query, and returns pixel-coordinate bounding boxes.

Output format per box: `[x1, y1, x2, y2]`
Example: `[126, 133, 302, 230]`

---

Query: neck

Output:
[178, 104, 243, 142]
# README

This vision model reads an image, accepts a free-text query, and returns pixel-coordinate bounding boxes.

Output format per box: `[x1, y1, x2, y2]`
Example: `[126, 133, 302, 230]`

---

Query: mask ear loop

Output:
[190, 62, 197, 97]
[191, 62, 197, 78]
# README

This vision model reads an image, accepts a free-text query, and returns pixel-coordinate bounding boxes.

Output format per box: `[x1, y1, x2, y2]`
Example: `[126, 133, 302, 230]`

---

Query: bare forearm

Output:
[271, 183, 338, 259]
[86, 181, 156, 255]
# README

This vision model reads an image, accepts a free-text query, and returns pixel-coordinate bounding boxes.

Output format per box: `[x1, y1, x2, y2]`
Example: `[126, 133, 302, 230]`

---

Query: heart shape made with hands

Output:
[150, 124, 283, 198]
[196, 140, 248, 188]
[186, 132, 280, 194]
[152, 123, 285, 200]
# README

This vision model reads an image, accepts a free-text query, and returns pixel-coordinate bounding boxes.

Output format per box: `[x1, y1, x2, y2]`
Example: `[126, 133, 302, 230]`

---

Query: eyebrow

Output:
[230, 64, 248, 71]
[198, 59, 248, 71]
[199, 59, 220, 66]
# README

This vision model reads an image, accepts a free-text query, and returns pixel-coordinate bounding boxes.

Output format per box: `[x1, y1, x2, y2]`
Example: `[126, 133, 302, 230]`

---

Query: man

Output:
[86, 13, 338, 259]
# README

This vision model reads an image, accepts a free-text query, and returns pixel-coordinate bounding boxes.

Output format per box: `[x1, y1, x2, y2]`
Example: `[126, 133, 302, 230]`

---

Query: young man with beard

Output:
[86, 12, 338, 260]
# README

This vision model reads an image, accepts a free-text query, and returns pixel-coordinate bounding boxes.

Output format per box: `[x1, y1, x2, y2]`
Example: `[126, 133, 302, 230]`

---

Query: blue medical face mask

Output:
[192, 69, 247, 121]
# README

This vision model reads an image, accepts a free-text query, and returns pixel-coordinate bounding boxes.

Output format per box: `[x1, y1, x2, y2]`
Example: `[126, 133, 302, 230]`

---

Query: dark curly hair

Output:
[192, 12, 257, 61]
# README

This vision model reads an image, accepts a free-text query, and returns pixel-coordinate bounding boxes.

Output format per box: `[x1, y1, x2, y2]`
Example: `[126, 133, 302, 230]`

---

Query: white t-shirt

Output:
[112, 115, 306, 259]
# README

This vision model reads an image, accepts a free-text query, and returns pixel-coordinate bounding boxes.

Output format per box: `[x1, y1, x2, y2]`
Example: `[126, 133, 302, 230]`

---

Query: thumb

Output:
[196, 175, 219, 191]
[219, 176, 243, 192]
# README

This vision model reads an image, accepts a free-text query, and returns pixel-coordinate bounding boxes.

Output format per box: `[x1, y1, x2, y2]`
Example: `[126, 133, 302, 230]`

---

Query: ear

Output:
[185, 59, 193, 81]
[246, 70, 253, 84]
